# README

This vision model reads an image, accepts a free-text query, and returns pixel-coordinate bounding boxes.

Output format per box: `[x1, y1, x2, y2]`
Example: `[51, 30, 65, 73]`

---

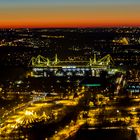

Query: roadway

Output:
[1, 73, 140, 139]
[48, 77, 140, 140]
[0, 89, 85, 139]
[49, 94, 140, 140]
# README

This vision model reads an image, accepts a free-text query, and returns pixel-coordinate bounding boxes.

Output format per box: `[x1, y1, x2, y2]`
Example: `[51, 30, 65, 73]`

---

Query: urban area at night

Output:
[0, 27, 139, 140]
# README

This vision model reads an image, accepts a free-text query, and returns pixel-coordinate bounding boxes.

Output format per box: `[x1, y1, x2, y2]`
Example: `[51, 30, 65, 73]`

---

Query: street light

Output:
[117, 110, 119, 113]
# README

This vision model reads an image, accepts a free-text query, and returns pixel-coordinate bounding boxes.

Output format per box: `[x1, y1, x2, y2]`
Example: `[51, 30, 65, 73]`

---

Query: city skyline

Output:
[0, 0, 140, 28]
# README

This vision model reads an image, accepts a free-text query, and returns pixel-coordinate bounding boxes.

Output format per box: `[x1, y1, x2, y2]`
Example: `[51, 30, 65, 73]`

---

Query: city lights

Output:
[0, 28, 139, 140]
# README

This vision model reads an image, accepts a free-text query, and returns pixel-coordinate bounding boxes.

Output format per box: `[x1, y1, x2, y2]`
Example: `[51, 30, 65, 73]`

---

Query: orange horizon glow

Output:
[0, 4, 140, 28]
[1, 16, 140, 28]
[0, 20, 139, 28]
[0, 23, 140, 28]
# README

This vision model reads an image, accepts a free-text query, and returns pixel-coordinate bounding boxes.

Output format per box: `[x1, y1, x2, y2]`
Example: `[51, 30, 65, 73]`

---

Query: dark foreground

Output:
[72, 128, 136, 140]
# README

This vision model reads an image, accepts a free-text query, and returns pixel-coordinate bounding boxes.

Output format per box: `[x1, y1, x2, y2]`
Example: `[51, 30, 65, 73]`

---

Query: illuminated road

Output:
[86, 95, 140, 139]
[50, 111, 86, 140]
[0, 89, 85, 139]
[0, 74, 140, 140]
[0, 92, 46, 124]
[49, 94, 140, 140]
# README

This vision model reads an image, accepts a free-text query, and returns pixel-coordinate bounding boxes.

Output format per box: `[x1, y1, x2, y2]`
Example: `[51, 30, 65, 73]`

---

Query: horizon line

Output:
[0, 25, 140, 29]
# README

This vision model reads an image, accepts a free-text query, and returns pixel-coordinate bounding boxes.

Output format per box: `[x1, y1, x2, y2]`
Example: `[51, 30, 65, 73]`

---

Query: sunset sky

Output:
[0, 0, 140, 28]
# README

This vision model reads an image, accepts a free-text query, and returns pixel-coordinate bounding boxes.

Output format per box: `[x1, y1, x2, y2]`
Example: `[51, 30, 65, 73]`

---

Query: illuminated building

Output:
[28, 54, 123, 77]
